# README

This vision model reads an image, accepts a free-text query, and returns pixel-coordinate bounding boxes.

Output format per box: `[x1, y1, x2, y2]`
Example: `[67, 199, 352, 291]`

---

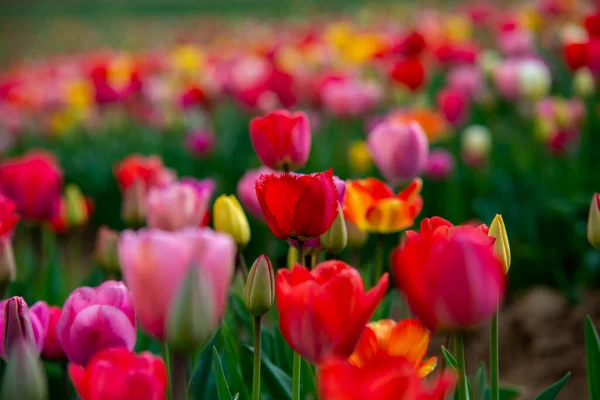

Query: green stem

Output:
[292, 241, 304, 400]
[163, 343, 172, 400]
[372, 234, 384, 288]
[252, 316, 262, 400]
[169, 350, 189, 400]
[237, 250, 249, 281]
[454, 333, 469, 400]
[62, 360, 72, 400]
[490, 312, 499, 400]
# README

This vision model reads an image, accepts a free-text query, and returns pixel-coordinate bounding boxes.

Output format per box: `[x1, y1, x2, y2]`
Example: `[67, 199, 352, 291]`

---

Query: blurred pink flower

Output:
[145, 181, 209, 231]
[237, 167, 275, 221]
[321, 79, 382, 118]
[437, 87, 470, 125]
[425, 148, 455, 180]
[493, 60, 521, 99]
[447, 65, 484, 100]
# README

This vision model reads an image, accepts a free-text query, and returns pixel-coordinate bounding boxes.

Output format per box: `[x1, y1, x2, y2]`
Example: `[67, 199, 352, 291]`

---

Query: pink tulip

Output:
[447, 65, 484, 100]
[493, 60, 521, 99]
[145, 181, 210, 231]
[57, 281, 136, 366]
[425, 148, 455, 180]
[367, 121, 429, 184]
[186, 129, 216, 158]
[237, 167, 276, 221]
[438, 87, 470, 126]
[119, 227, 236, 340]
[250, 110, 311, 171]
[0, 298, 49, 359]
[321, 79, 382, 118]
[498, 28, 535, 57]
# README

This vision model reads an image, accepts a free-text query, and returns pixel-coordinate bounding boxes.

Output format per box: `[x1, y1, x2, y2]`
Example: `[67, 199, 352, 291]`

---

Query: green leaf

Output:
[534, 372, 571, 400]
[232, 395, 239, 400]
[242, 345, 292, 400]
[484, 387, 521, 400]
[442, 346, 458, 371]
[586, 316, 600, 400]
[213, 347, 233, 400]
[189, 330, 220, 400]
[471, 364, 487, 400]
[221, 322, 251, 400]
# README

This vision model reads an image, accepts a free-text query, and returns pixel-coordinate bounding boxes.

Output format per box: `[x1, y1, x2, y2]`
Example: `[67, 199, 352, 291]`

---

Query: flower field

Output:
[0, 1, 600, 399]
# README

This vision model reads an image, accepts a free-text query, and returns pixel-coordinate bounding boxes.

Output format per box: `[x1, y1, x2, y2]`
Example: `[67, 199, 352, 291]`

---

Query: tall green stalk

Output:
[372, 234, 384, 288]
[291, 241, 305, 400]
[252, 316, 262, 400]
[168, 348, 189, 400]
[454, 333, 469, 400]
[162, 343, 172, 400]
[490, 312, 499, 400]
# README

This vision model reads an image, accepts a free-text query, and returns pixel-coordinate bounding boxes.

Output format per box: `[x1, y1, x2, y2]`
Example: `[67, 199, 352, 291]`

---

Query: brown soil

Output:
[429, 288, 600, 400]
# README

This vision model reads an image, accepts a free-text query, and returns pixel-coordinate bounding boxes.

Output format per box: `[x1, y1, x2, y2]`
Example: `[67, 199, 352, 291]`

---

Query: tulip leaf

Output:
[441, 346, 458, 370]
[483, 387, 521, 400]
[471, 364, 486, 400]
[189, 330, 220, 400]
[221, 322, 251, 400]
[585, 316, 600, 400]
[213, 347, 233, 400]
[534, 372, 571, 400]
[242, 344, 292, 400]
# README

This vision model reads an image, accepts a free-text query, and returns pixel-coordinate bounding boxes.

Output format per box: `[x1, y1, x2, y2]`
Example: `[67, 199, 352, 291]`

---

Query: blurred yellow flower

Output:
[172, 45, 205, 78]
[348, 141, 372, 174]
[445, 15, 472, 42]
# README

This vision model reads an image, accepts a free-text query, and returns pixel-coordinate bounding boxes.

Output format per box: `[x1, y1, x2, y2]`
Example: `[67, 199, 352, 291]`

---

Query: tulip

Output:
[392, 217, 506, 332]
[95, 226, 120, 273]
[488, 214, 511, 274]
[493, 60, 521, 100]
[438, 87, 470, 126]
[57, 281, 137, 366]
[349, 319, 437, 376]
[119, 228, 236, 339]
[320, 78, 383, 118]
[348, 140, 373, 175]
[343, 178, 423, 234]
[462, 124, 492, 167]
[249, 110, 311, 171]
[319, 352, 455, 400]
[588, 193, 600, 250]
[498, 28, 535, 57]
[255, 170, 338, 240]
[367, 121, 429, 184]
[0, 151, 63, 221]
[244, 255, 275, 317]
[389, 57, 426, 92]
[214, 194, 251, 247]
[573, 67, 595, 97]
[41, 306, 64, 360]
[121, 179, 146, 226]
[1, 340, 48, 400]
[237, 167, 275, 221]
[146, 181, 209, 231]
[0, 194, 19, 238]
[425, 148, 455, 180]
[0, 298, 48, 359]
[518, 59, 551, 100]
[185, 129, 216, 158]
[447, 64, 484, 100]
[276, 260, 388, 364]
[320, 207, 347, 254]
[114, 154, 175, 192]
[69, 348, 167, 400]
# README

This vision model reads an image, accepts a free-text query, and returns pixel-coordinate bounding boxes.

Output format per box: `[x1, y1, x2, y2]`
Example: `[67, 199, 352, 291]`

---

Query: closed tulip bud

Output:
[95, 226, 120, 273]
[244, 255, 275, 317]
[121, 179, 145, 226]
[488, 214, 511, 274]
[166, 266, 216, 352]
[0, 239, 16, 289]
[462, 125, 492, 167]
[573, 67, 595, 98]
[1, 341, 48, 400]
[4, 297, 36, 356]
[65, 184, 88, 228]
[214, 195, 251, 247]
[588, 193, 600, 250]
[345, 219, 368, 249]
[321, 207, 347, 254]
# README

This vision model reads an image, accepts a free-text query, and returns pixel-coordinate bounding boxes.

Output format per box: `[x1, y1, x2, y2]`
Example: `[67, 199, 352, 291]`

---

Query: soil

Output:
[429, 288, 600, 400]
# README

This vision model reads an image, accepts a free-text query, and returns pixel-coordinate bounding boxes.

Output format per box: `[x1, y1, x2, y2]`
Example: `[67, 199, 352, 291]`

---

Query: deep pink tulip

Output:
[425, 148, 455, 180]
[57, 281, 136, 366]
[367, 121, 429, 184]
[42, 306, 65, 360]
[186, 129, 216, 158]
[145, 181, 210, 231]
[0, 151, 63, 221]
[250, 110, 311, 171]
[237, 167, 276, 221]
[119, 227, 236, 340]
[438, 87, 470, 126]
[0, 298, 49, 359]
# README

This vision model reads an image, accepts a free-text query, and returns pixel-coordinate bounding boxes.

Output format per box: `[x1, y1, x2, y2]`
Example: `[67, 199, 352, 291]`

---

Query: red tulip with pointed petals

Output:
[255, 170, 338, 240]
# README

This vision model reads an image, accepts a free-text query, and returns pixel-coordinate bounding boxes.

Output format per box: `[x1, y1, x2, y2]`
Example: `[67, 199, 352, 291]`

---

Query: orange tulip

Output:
[343, 178, 423, 234]
[349, 318, 437, 377]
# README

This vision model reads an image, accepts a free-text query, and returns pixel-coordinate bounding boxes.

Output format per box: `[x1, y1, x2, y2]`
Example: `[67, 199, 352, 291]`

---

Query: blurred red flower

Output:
[390, 57, 426, 91]
[114, 154, 174, 191]
[0, 194, 19, 237]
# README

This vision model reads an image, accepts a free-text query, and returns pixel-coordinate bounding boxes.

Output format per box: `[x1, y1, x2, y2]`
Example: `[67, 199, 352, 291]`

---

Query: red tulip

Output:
[585, 12, 600, 39]
[42, 306, 65, 360]
[250, 110, 311, 171]
[0, 151, 62, 221]
[319, 353, 455, 400]
[398, 31, 427, 57]
[255, 169, 338, 240]
[68, 347, 167, 400]
[390, 57, 426, 92]
[0, 194, 19, 238]
[276, 260, 388, 364]
[563, 41, 589, 72]
[392, 217, 506, 332]
[114, 154, 175, 192]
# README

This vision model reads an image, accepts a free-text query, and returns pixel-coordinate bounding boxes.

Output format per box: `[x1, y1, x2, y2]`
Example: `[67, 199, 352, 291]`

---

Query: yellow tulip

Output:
[214, 195, 251, 248]
[488, 214, 511, 274]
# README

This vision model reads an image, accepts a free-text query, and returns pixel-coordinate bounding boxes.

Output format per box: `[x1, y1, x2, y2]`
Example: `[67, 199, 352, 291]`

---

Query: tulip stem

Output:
[163, 343, 172, 400]
[372, 234, 384, 288]
[291, 241, 304, 400]
[237, 250, 249, 281]
[62, 360, 72, 400]
[252, 316, 262, 400]
[490, 311, 499, 400]
[169, 350, 189, 400]
[454, 333, 469, 400]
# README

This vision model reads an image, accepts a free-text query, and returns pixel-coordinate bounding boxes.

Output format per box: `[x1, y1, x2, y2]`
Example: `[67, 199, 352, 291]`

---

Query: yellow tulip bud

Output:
[243, 255, 275, 317]
[213, 195, 250, 248]
[488, 214, 511, 274]
[588, 193, 600, 250]
[321, 207, 348, 254]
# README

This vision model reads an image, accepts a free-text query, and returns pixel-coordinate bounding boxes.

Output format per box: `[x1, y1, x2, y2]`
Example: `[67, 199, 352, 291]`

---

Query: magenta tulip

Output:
[57, 281, 136, 366]
[0, 298, 49, 359]
[425, 148, 455, 180]
[438, 87, 470, 126]
[118, 227, 236, 340]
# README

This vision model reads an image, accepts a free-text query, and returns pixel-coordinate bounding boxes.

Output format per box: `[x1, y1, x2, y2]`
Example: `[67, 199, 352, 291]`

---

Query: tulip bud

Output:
[461, 125, 492, 167]
[244, 255, 275, 318]
[4, 297, 36, 356]
[166, 266, 216, 352]
[0, 238, 16, 290]
[121, 179, 146, 226]
[588, 193, 600, 250]
[573, 67, 595, 98]
[95, 226, 120, 273]
[213, 195, 251, 248]
[488, 214, 511, 274]
[1, 340, 48, 400]
[345, 219, 368, 249]
[65, 184, 88, 228]
[321, 208, 348, 254]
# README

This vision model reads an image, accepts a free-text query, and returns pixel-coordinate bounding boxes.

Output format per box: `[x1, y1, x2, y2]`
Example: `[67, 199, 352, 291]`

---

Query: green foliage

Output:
[534, 372, 571, 400]
[586, 316, 600, 400]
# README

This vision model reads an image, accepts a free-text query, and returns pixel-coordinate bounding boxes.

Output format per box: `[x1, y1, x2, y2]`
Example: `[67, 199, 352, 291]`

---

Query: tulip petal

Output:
[256, 173, 304, 239]
[292, 170, 338, 240]
[387, 318, 431, 364]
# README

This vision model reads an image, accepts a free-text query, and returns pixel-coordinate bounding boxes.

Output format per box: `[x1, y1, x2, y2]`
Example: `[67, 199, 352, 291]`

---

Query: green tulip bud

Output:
[321, 208, 347, 254]
[244, 255, 275, 317]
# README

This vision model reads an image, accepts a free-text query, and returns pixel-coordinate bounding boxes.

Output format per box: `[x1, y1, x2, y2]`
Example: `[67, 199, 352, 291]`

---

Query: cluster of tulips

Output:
[0, 105, 599, 400]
